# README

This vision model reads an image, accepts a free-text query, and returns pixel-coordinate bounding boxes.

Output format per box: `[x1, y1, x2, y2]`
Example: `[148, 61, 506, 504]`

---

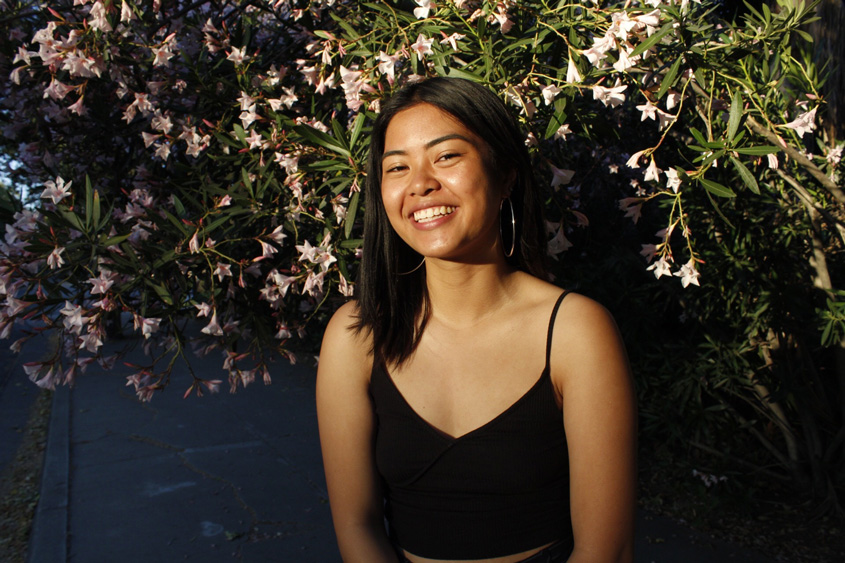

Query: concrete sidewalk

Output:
[19, 337, 779, 562]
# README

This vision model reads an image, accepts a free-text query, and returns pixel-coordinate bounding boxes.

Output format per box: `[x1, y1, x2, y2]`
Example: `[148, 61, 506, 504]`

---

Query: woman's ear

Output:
[503, 168, 517, 198]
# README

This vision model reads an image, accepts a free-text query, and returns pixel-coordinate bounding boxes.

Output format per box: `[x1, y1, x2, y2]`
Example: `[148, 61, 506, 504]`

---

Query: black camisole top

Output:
[369, 292, 572, 560]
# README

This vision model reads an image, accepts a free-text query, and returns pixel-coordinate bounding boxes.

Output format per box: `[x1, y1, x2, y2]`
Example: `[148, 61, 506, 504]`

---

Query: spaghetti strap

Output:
[544, 291, 570, 371]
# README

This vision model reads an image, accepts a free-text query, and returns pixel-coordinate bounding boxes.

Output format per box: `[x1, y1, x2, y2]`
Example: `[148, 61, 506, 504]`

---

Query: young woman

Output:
[316, 77, 636, 563]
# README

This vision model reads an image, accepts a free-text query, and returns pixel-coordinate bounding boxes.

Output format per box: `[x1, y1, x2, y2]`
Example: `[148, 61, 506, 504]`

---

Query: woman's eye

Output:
[439, 152, 460, 162]
[385, 164, 406, 173]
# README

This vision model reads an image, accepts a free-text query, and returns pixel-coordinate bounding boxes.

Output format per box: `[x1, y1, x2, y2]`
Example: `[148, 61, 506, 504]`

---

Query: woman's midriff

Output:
[401, 541, 556, 563]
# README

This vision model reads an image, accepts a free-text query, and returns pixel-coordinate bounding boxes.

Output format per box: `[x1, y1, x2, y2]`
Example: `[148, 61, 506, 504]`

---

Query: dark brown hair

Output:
[355, 77, 549, 367]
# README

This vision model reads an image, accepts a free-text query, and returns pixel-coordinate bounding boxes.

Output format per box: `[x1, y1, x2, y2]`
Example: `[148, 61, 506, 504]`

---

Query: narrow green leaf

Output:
[349, 112, 367, 148]
[344, 190, 360, 239]
[657, 57, 683, 100]
[84, 176, 93, 230]
[145, 278, 174, 306]
[734, 145, 780, 155]
[101, 233, 130, 247]
[59, 209, 84, 231]
[630, 22, 673, 58]
[730, 156, 760, 194]
[700, 178, 736, 198]
[727, 89, 742, 141]
[171, 194, 186, 217]
[92, 190, 101, 230]
[294, 125, 351, 158]
[444, 67, 483, 82]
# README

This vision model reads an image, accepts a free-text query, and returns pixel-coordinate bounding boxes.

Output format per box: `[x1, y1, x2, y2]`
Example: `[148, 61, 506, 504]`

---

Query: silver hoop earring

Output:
[500, 197, 516, 258]
[398, 257, 425, 276]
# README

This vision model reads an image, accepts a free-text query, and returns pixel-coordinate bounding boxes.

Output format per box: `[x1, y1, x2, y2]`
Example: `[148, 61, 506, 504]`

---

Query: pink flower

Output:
[410, 34, 434, 60]
[439, 32, 465, 51]
[784, 106, 817, 137]
[47, 247, 65, 269]
[133, 314, 162, 339]
[227, 47, 248, 65]
[88, 1, 113, 33]
[194, 302, 212, 317]
[377, 51, 402, 82]
[88, 271, 114, 294]
[213, 262, 232, 281]
[41, 176, 73, 204]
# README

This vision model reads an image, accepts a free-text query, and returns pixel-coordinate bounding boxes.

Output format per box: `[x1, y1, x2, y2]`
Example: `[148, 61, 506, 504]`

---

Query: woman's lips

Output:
[413, 205, 455, 223]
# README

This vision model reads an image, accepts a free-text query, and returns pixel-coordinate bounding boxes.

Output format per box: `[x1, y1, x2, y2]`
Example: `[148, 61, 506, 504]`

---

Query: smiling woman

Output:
[316, 78, 637, 563]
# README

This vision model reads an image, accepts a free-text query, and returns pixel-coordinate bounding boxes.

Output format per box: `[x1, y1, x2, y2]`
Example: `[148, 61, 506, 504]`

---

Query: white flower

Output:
[566, 56, 581, 84]
[637, 101, 658, 121]
[554, 124, 572, 141]
[674, 260, 701, 287]
[47, 247, 65, 269]
[784, 106, 817, 137]
[549, 164, 575, 189]
[541, 84, 562, 106]
[41, 176, 73, 204]
[413, 0, 433, 19]
[592, 82, 627, 108]
[644, 158, 661, 182]
[767, 153, 779, 169]
[646, 256, 672, 279]
[665, 168, 682, 193]
[410, 34, 434, 60]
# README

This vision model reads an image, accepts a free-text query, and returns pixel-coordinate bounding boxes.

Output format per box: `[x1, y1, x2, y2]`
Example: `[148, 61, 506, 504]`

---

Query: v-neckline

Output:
[379, 366, 550, 442]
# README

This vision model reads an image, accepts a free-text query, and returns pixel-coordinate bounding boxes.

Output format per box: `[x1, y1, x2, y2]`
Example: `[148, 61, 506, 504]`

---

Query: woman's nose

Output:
[410, 165, 439, 196]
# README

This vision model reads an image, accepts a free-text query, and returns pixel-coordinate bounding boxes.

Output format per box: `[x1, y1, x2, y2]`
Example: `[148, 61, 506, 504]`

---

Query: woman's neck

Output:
[423, 258, 520, 328]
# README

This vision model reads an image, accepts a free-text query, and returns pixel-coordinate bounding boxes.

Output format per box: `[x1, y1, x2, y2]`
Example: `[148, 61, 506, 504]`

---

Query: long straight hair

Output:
[355, 77, 549, 368]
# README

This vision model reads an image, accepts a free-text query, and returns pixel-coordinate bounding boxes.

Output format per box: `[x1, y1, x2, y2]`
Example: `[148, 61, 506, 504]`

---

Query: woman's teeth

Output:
[413, 206, 455, 223]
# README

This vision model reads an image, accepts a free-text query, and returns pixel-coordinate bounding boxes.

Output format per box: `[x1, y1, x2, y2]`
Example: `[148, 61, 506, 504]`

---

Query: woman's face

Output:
[380, 103, 510, 263]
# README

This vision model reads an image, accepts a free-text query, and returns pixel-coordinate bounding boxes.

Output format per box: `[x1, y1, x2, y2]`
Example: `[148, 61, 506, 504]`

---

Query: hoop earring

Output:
[500, 197, 516, 258]
[398, 257, 425, 276]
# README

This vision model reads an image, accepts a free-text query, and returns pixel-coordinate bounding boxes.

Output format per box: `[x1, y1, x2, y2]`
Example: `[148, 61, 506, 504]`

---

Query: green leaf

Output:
[144, 278, 174, 306]
[700, 178, 736, 198]
[733, 145, 780, 155]
[294, 125, 351, 158]
[84, 176, 93, 229]
[444, 67, 483, 82]
[727, 89, 742, 141]
[657, 57, 683, 100]
[730, 156, 760, 194]
[345, 190, 360, 239]
[101, 233, 130, 247]
[630, 22, 673, 58]
[92, 190, 101, 230]
[171, 194, 186, 217]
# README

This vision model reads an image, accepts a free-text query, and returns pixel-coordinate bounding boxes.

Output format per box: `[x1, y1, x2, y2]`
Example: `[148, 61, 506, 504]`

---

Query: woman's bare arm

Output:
[553, 294, 637, 563]
[316, 302, 398, 562]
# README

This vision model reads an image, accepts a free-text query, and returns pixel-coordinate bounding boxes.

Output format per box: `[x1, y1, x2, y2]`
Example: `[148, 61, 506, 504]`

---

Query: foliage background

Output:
[1, 0, 843, 516]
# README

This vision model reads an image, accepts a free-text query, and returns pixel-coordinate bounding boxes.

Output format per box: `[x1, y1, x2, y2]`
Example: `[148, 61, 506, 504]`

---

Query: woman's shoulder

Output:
[319, 300, 374, 381]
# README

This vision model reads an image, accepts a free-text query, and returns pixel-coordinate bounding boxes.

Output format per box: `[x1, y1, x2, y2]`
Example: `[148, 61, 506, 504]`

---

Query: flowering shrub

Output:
[1, 0, 842, 499]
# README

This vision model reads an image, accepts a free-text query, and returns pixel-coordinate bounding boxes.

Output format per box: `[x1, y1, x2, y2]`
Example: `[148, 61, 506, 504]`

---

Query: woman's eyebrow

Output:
[381, 133, 473, 161]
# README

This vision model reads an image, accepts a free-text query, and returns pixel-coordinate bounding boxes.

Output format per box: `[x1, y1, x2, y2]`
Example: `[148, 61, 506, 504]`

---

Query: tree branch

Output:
[746, 115, 845, 205]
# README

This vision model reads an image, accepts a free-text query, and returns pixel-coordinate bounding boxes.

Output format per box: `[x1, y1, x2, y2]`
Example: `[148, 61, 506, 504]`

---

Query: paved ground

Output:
[0, 334, 782, 562]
